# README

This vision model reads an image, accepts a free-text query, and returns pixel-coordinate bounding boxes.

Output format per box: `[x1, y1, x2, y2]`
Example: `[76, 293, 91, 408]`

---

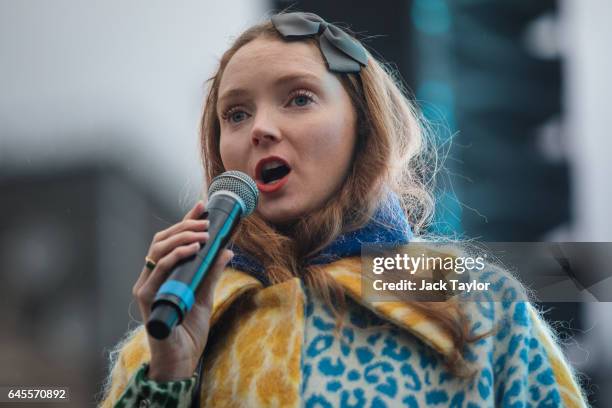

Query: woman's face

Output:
[217, 36, 358, 225]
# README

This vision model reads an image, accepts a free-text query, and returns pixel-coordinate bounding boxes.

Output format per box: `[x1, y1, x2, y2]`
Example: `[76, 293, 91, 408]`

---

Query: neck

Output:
[270, 219, 299, 237]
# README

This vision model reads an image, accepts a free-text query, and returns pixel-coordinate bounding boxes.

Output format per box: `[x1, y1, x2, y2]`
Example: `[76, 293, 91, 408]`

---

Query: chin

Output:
[256, 204, 303, 227]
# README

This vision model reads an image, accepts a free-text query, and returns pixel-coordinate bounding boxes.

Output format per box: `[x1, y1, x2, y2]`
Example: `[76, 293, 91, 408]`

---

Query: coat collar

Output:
[211, 254, 457, 361]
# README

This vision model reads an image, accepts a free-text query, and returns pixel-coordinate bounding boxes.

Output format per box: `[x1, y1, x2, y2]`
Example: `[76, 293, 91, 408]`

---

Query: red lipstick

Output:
[256, 174, 289, 193]
[254, 155, 291, 193]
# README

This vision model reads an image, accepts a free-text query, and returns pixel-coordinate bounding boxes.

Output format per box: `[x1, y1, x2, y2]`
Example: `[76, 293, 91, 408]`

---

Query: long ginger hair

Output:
[199, 15, 476, 375]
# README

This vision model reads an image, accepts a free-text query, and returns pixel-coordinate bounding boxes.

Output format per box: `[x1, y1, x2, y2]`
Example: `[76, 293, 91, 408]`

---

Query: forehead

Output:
[218, 37, 329, 97]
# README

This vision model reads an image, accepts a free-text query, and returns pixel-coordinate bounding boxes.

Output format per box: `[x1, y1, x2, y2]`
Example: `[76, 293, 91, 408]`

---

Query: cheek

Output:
[295, 125, 355, 199]
[219, 135, 243, 170]
[301, 116, 355, 165]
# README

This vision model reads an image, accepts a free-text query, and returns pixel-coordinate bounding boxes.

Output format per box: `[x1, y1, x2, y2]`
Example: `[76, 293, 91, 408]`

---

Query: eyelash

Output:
[221, 89, 316, 124]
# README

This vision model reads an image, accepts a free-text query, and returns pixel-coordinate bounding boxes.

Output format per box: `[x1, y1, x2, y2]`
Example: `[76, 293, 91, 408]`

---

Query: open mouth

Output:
[254, 156, 292, 193]
[261, 163, 291, 184]
[256, 156, 292, 184]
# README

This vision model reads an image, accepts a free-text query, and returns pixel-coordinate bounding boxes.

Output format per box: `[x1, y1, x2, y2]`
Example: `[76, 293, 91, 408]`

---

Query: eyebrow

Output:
[218, 72, 322, 106]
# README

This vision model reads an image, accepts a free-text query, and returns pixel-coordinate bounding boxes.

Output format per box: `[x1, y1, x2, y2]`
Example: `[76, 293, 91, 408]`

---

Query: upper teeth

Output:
[262, 160, 286, 171]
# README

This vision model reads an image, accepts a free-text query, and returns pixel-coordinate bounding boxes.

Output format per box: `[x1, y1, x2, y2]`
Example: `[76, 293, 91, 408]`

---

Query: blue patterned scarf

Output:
[228, 192, 413, 286]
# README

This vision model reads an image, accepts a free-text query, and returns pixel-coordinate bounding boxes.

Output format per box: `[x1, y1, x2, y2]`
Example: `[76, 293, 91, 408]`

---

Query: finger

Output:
[152, 201, 203, 243]
[149, 230, 209, 265]
[136, 219, 208, 294]
[153, 219, 209, 244]
[133, 256, 164, 294]
[183, 200, 205, 221]
[133, 265, 152, 295]
[135, 242, 202, 313]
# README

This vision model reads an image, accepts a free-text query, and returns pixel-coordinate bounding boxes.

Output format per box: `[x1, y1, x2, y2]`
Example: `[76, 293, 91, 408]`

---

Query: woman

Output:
[100, 12, 587, 407]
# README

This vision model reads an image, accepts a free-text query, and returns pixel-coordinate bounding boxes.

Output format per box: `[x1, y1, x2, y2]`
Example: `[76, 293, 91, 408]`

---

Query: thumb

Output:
[216, 249, 234, 270]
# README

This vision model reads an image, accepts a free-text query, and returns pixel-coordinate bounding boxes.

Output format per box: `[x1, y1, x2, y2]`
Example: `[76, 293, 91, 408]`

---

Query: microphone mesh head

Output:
[208, 170, 259, 216]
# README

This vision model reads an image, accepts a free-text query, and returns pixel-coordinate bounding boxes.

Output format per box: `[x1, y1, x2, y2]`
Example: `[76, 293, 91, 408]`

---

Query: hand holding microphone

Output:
[132, 171, 258, 381]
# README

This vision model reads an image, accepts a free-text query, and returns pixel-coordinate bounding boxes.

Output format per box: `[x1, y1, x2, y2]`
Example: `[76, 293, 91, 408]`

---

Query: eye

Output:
[288, 89, 316, 108]
[221, 107, 249, 124]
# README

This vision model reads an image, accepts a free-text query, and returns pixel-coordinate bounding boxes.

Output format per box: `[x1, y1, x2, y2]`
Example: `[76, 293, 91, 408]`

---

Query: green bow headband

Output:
[271, 12, 368, 74]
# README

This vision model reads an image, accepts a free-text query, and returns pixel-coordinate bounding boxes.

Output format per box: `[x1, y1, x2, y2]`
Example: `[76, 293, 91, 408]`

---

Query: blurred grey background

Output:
[1, 0, 610, 406]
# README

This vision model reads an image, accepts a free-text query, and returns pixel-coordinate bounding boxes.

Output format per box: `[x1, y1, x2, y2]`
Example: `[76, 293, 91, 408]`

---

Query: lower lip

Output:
[256, 173, 290, 193]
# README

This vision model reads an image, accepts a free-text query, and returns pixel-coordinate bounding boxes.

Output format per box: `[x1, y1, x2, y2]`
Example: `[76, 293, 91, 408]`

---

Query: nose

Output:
[250, 110, 281, 147]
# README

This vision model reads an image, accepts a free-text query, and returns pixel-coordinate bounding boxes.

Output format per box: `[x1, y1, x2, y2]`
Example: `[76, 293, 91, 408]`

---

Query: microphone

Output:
[146, 170, 259, 340]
